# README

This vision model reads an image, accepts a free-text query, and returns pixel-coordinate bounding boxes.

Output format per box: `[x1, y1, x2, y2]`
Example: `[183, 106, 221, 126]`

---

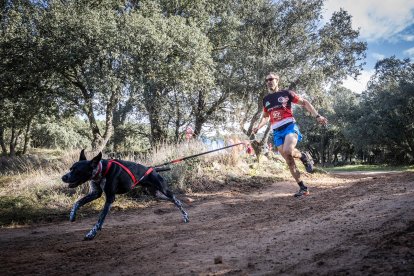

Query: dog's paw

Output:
[69, 213, 76, 222]
[84, 226, 98, 240]
[84, 230, 96, 241]
[84, 224, 101, 240]
[183, 214, 190, 223]
[69, 204, 78, 222]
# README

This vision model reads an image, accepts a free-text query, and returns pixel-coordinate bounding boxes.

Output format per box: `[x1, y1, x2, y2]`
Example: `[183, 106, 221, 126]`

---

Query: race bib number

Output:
[272, 110, 281, 120]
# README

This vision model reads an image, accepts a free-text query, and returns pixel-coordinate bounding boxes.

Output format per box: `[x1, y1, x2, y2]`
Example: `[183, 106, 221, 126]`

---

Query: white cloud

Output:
[399, 34, 414, 41]
[342, 70, 375, 93]
[403, 47, 414, 58]
[323, 0, 414, 41]
[372, 53, 385, 60]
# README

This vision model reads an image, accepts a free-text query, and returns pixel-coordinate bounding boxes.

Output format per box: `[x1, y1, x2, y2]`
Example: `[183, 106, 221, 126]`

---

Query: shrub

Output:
[31, 117, 90, 149]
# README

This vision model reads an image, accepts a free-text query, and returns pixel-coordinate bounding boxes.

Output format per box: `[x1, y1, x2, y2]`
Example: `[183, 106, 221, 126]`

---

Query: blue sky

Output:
[323, 0, 414, 93]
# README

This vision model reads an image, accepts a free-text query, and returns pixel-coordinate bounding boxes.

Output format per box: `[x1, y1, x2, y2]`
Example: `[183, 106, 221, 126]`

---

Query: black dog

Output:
[62, 150, 189, 240]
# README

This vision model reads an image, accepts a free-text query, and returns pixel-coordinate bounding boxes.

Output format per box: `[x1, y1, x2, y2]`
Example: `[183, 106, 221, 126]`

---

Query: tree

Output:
[227, 1, 366, 158]
[35, 1, 132, 150]
[351, 57, 414, 163]
[299, 86, 359, 165]
[0, 1, 57, 155]
[1, 0, 370, 158]
[125, 4, 215, 144]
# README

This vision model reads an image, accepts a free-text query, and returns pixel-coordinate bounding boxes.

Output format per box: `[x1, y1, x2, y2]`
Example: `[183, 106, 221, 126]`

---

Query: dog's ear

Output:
[79, 149, 87, 161]
[91, 152, 102, 167]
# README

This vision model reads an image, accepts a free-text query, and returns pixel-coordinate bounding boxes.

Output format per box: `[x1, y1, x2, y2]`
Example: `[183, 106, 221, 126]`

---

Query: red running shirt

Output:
[262, 90, 301, 129]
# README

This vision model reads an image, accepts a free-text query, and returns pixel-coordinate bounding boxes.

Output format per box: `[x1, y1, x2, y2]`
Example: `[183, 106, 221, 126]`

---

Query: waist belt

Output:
[274, 122, 293, 132]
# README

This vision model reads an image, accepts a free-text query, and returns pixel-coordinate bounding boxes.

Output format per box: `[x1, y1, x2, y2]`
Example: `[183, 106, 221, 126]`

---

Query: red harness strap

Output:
[103, 160, 154, 189]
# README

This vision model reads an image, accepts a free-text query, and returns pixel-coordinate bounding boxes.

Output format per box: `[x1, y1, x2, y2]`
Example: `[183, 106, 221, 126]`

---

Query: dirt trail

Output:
[1, 172, 413, 275]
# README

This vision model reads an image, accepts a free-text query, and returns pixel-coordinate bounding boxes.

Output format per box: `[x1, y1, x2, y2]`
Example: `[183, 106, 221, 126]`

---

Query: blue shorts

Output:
[273, 123, 302, 147]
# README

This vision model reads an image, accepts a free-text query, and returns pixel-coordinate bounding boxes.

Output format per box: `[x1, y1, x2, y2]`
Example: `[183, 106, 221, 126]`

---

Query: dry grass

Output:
[0, 143, 293, 227]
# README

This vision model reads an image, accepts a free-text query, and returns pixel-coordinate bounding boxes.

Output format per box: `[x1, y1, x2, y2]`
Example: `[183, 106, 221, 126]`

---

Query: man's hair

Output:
[267, 72, 279, 80]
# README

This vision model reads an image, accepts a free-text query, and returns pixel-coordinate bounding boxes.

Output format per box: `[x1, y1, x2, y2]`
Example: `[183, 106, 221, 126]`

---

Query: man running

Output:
[253, 72, 328, 197]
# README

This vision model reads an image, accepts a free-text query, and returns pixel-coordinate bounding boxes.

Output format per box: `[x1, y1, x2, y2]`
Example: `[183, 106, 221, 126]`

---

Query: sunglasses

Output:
[265, 77, 278, 82]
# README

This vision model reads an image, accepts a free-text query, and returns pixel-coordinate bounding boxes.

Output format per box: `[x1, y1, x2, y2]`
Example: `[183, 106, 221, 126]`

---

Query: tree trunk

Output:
[174, 116, 181, 143]
[174, 92, 183, 143]
[250, 125, 271, 161]
[194, 116, 205, 139]
[100, 88, 118, 151]
[72, 79, 118, 152]
[327, 147, 332, 164]
[0, 126, 7, 155]
[23, 118, 33, 154]
[84, 101, 103, 151]
[333, 153, 338, 164]
[402, 133, 414, 163]
[9, 125, 15, 156]
[113, 95, 135, 151]
[243, 87, 272, 161]
[193, 90, 206, 137]
[193, 89, 228, 138]
[83, 94, 116, 152]
[148, 112, 167, 145]
[144, 83, 168, 145]
[9, 126, 20, 157]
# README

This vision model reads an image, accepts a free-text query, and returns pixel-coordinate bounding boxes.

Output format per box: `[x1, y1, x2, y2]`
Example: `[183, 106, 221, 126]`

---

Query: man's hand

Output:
[252, 127, 259, 134]
[317, 115, 328, 126]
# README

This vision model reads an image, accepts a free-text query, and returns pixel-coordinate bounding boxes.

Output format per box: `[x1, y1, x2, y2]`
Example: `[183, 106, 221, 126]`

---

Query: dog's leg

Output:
[150, 173, 189, 223]
[171, 193, 190, 223]
[155, 190, 169, 200]
[162, 189, 189, 223]
[84, 195, 115, 240]
[70, 182, 102, 222]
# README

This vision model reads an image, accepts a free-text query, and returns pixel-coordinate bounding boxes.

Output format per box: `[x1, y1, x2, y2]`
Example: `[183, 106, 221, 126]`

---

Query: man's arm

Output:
[298, 98, 328, 125]
[252, 112, 270, 133]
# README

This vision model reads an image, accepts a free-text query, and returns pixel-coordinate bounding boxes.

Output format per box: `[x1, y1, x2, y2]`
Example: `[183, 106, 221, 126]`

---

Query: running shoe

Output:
[294, 187, 310, 197]
[300, 151, 314, 173]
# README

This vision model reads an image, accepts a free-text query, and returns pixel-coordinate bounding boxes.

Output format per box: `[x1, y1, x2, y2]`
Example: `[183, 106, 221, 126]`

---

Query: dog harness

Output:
[102, 160, 154, 188]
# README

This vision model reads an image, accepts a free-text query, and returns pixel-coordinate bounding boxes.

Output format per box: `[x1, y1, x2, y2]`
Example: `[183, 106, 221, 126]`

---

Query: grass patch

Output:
[325, 164, 414, 172]
[28, 148, 66, 160]
[0, 195, 68, 227]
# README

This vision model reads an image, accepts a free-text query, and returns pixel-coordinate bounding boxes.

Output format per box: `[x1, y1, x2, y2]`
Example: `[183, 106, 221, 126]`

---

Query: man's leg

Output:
[279, 133, 301, 181]
[278, 133, 309, 197]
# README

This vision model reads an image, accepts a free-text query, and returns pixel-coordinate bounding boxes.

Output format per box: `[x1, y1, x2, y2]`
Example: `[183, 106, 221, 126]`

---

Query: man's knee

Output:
[279, 149, 288, 159]
[284, 149, 294, 158]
